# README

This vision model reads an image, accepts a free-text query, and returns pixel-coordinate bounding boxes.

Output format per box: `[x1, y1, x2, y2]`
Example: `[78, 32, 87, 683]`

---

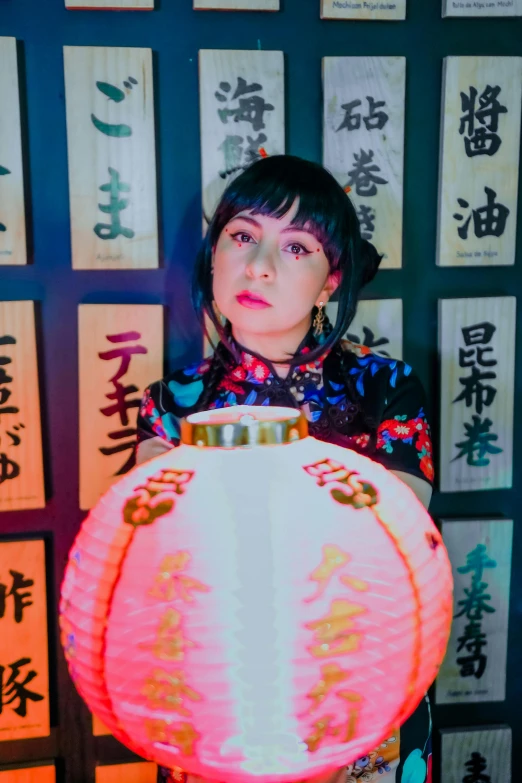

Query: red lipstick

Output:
[236, 290, 271, 309]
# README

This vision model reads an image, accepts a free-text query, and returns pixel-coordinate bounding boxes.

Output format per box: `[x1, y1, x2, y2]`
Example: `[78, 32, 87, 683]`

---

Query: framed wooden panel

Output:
[78, 304, 163, 510]
[437, 57, 522, 266]
[64, 46, 158, 269]
[0, 540, 50, 740]
[0, 38, 27, 266]
[443, 0, 521, 16]
[323, 57, 405, 269]
[321, 0, 406, 20]
[95, 762, 157, 783]
[92, 712, 112, 736]
[0, 765, 55, 783]
[67, 0, 153, 7]
[440, 726, 511, 782]
[0, 301, 45, 511]
[437, 519, 512, 704]
[199, 49, 285, 231]
[438, 297, 515, 492]
[326, 298, 403, 360]
[195, 0, 278, 7]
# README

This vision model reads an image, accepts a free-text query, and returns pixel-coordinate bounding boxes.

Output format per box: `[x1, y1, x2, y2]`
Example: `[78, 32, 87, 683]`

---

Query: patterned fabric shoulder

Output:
[137, 357, 213, 446]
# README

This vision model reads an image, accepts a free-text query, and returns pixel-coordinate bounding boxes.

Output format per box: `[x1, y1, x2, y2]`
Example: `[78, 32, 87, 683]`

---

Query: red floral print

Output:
[218, 377, 245, 395]
[420, 455, 435, 482]
[381, 419, 417, 440]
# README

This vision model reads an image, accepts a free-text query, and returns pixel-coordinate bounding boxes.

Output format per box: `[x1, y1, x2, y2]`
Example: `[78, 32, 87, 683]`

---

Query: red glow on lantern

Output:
[59, 407, 453, 782]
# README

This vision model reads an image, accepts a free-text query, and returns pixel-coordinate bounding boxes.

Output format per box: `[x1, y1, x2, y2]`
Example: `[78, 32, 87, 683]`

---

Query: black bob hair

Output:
[191, 154, 383, 367]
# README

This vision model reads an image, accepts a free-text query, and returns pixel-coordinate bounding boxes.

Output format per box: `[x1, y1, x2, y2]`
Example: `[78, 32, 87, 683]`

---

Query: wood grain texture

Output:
[0, 301, 45, 511]
[78, 304, 163, 509]
[95, 762, 157, 782]
[64, 46, 158, 269]
[437, 518, 512, 704]
[92, 713, 112, 736]
[323, 57, 405, 268]
[66, 0, 154, 9]
[327, 299, 403, 360]
[440, 725, 511, 781]
[437, 57, 522, 266]
[0, 540, 50, 740]
[443, 0, 521, 16]
[321, 0, 406, 20]
[0, 38, 27, 266]
[438, 296, 515, 492]
[0, 765, 55, 783]
[199, 49, 284, 231]
[194, 0, 278, 8]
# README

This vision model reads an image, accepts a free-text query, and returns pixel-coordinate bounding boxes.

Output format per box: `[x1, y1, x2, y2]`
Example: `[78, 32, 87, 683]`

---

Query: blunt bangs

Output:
[193, 154, 373, 364]
[206, 154, 357, 274]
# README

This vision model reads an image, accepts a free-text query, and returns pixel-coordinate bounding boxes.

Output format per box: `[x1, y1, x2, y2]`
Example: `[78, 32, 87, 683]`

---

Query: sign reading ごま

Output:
[64, 46, 158, 269]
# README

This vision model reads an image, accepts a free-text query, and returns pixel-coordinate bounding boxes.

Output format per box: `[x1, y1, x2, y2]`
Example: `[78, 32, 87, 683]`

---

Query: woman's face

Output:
[211, 198, 339, 346]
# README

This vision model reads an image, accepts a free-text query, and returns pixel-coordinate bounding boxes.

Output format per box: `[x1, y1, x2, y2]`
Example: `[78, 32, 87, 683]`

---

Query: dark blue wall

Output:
[0, 1, 521, 780]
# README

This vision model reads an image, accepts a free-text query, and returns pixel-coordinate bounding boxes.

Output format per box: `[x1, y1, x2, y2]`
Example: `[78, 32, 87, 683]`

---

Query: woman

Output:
[136, 155, 434, 783]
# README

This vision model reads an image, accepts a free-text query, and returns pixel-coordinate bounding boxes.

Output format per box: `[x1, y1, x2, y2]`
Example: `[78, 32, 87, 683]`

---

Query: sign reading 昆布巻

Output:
[438, 296, 515, 492]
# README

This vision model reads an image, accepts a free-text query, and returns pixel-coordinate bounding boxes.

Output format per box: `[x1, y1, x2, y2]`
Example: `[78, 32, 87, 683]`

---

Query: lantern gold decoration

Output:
[60, 407, 452, 782]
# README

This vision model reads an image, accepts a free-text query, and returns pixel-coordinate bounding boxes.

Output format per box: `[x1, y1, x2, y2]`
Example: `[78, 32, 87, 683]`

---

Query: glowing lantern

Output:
[60, 406, 452, 783]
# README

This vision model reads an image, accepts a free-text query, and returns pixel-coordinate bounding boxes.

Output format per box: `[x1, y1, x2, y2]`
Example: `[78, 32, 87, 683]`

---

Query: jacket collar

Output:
[227, 328, 332, 385]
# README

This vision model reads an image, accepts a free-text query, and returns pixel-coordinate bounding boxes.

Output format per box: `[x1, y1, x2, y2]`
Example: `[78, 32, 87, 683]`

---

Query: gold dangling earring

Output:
[313, 301, 325, 336]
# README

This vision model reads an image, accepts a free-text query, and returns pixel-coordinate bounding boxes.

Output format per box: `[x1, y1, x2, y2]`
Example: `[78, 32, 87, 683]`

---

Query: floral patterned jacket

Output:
[137, 332, 434, 488]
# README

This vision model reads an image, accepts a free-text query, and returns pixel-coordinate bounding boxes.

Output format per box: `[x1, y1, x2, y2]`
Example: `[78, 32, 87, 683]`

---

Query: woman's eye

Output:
[288, 242, 309, 255]
[231, 231, 253, 243]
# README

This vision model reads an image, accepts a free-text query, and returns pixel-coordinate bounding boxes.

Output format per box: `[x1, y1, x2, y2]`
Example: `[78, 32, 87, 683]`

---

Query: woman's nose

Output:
[245, 246, 277, 279]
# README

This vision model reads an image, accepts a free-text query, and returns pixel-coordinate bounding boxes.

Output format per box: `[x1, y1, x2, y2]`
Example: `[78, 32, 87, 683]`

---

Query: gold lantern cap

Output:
[180, 405, 308, 448]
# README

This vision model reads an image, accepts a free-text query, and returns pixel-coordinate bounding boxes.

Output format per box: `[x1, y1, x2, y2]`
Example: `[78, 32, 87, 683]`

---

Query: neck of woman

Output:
[231, 319, 312, 379]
